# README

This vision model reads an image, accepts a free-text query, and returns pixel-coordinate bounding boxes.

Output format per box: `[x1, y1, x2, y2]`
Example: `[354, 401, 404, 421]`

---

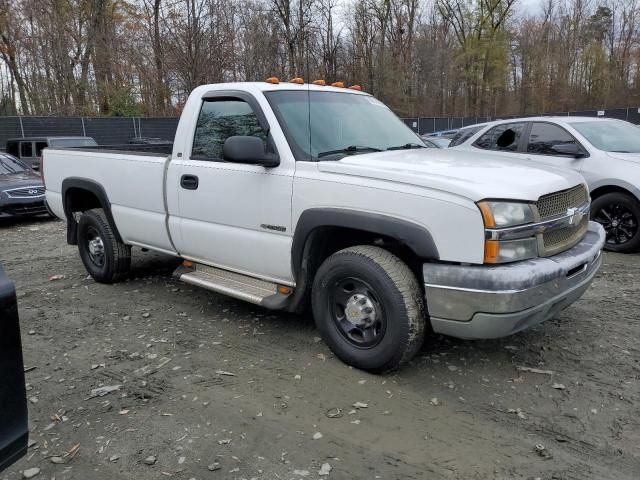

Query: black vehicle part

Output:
[292, 209, 439, 277]
[77, 208, 131, 283]
[62, 178, 121, 245]
[311, 246, 426, 373]
[0, 264, 28, 472]
[591, 191, 640, 253]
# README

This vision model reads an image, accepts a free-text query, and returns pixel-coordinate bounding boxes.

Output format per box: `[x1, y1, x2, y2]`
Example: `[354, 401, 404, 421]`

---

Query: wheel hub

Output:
[88, 237, 104, 256]
[344, 293, 376, 327]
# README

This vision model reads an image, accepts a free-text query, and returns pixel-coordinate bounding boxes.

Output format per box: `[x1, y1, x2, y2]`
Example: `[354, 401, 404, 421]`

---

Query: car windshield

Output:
[49, 138, 98, 148]
[265, 90, 423, 160]
[0, 154, 28, 174]
[569, 120, 640, 153]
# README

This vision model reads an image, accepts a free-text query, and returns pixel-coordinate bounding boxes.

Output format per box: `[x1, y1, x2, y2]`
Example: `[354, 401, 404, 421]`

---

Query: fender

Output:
[61, 178, 122, 245]
[291, 208, 440, 277]
[589, 178, 640, 202]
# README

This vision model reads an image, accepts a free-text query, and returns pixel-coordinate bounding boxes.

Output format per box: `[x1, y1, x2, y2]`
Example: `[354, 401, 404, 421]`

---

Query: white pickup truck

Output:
[43, 81, 605, 372]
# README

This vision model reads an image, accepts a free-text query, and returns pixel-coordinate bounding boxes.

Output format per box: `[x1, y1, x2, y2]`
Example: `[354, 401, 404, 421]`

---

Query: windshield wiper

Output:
[387, 143, 427, 151]
[317, 145, 382, 158]
[610, 150, 631, 153]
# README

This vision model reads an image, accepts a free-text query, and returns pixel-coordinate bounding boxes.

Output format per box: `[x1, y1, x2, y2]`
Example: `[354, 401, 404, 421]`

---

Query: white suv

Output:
[450, 117, 640, 252]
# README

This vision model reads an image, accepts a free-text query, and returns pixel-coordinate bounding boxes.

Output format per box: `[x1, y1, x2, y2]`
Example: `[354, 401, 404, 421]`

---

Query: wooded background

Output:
[1, 0, 639, 118]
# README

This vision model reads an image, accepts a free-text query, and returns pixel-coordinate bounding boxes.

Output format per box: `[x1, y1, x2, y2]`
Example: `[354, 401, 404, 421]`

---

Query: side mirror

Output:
[550, 143, 585, 158]
[223, 136, 279, 168]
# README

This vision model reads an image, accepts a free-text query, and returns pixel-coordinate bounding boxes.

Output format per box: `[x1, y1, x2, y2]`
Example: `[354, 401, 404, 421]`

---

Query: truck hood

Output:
[0, 171, 42, 189]
[317, 149, 585, 202]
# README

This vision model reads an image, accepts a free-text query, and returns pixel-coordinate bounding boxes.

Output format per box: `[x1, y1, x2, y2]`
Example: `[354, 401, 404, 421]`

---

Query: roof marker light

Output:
[312, 80, 326, 86]
[331, 82, 345, 88]
[348, 85, 362, 91]
[289, 77, 304, 84]
[265, 77, 280, 84]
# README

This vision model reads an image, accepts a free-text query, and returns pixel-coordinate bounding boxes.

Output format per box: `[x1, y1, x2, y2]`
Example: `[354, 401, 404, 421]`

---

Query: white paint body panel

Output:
[451, 116, 640, 201]
[43, 83, 584, 284]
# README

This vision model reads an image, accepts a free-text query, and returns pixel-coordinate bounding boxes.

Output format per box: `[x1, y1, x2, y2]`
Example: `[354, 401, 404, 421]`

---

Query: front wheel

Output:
[77, 208, 131, 283]
[311, 246, 426, 373]
[591, 192, 640, 253]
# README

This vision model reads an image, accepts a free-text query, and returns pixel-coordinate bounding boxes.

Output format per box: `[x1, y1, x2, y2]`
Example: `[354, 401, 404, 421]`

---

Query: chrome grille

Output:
[4, 186, 45, 198]
[536, 184, 588, 220]
[542, 215, 589, 255]
[536, 185, 590, 256]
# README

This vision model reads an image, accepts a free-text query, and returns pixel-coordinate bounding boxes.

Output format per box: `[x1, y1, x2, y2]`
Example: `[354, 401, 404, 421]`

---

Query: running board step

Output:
[174, 263, 289, 307]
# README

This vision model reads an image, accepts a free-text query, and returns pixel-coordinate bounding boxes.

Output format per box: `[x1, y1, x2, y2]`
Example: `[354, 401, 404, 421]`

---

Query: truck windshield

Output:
[568, 120, 640, 153]
[265, 90, 423, 160]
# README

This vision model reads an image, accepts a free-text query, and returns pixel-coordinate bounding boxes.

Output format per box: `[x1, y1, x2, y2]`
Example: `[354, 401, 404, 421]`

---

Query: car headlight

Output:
[477, 201, 534, 227]
[477, 201, 537, 263]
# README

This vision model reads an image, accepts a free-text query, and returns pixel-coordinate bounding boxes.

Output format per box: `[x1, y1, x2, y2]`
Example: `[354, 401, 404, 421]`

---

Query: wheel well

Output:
[591, 185, 638, 202]
[65, 187, 103, 214]
[287, 226, 424, 313]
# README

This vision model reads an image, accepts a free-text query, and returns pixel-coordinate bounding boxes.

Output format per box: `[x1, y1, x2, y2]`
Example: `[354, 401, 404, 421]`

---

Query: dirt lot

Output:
[1, 217, 639, 480]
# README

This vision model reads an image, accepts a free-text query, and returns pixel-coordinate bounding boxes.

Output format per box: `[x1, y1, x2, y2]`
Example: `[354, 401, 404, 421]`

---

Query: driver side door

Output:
[171, 93, 295, 284]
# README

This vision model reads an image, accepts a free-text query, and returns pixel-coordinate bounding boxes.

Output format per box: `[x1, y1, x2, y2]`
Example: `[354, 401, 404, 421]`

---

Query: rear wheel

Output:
[312, 246, 426, 373]
[77, 208, 131, 283]
[591, 192, 640, 253]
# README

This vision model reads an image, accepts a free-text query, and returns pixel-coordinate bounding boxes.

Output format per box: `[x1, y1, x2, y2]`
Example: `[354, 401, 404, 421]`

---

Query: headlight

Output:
[484, 238, 538, 263]
[478, 201, 537, 263]
[477, 201, 534, 227]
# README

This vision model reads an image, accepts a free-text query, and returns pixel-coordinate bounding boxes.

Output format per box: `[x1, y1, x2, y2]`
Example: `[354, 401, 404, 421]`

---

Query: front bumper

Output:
[424, 221, 605, 339]
[0, 197, 48, 218]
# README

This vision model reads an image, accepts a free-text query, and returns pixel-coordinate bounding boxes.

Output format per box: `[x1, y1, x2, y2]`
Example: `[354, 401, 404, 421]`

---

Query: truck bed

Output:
[44, 148, 177, 254]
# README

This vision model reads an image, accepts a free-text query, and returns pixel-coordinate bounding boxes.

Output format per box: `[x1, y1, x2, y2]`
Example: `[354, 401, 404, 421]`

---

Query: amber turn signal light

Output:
[183, 260, 193, 268]
[477, 202, 496, 228]
[265, 77, 280, 84]
[483, 240, 500, 264]
[278, 285, 292, 295]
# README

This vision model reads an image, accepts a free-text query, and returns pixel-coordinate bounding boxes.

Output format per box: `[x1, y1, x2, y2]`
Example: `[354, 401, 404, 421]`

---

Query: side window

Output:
[191, 98, 267, 160]
[527, 123, 580, 155]
[474, 123, 526, 152]
[20, 142, 33, 158]
[35, 142, 48, 157]
[6, 141, 18, 156]
[449, 125, 482, 147]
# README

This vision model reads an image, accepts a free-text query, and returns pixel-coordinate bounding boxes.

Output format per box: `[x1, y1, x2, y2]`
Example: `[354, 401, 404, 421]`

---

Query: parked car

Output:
[6, 136, 97, 170]
[0, 263, 29, 471]
[0, 153, 49, 218]
[43, 81, 604, 372]
[425, 129, 458, 138]
[421, 136, 451, 148]
[129, 137, 173, 146]
[449, 117, 640, 252]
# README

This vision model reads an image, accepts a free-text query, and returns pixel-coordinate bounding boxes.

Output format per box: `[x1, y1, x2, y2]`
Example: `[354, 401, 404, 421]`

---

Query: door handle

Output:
[180, 174, 199, 190]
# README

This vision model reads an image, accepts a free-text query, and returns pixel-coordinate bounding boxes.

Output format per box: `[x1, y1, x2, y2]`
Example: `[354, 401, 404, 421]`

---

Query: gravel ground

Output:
[1, 217, 639, 480]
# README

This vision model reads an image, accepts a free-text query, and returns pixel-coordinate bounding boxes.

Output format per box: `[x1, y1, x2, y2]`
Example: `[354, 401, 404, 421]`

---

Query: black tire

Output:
[311, 245, 426, 373]
[591, 192, 640, 253]
[77, 208, 131, 283]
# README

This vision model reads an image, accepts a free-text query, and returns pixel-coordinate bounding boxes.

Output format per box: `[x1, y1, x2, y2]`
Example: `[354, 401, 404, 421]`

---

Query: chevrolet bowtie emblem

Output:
[567, 207, 583, 225]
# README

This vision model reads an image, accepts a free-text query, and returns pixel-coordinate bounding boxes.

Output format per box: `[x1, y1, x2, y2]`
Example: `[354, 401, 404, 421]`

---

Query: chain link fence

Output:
[2, 107, 640, 147]
[403, 107, 640, 135]
[0, 116, 179, 148]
